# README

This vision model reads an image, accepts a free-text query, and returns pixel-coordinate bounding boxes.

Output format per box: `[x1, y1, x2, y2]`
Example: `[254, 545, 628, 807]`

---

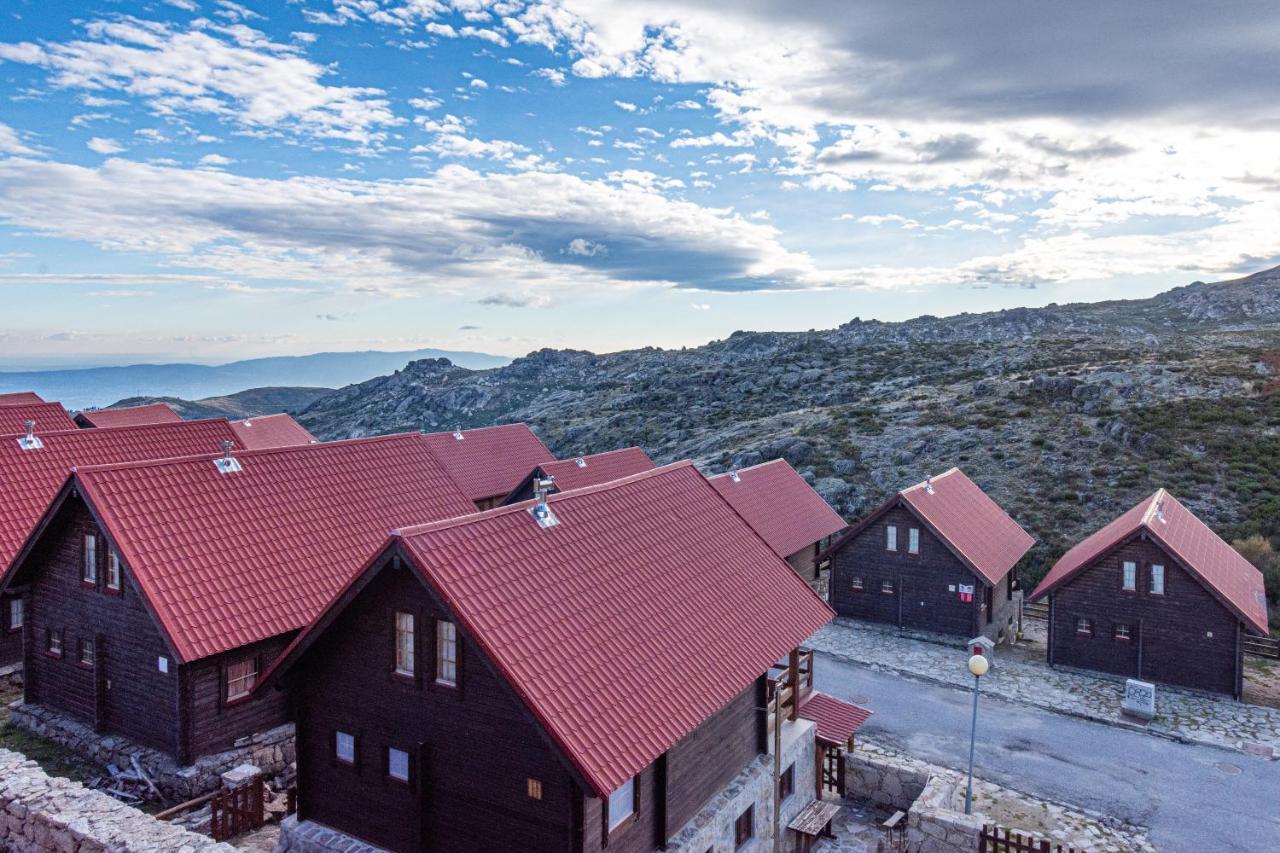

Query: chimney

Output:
[729, 470, 741, 483]
[528, 475, 559, 528]
[213, 439, 242, 474]
[924, 477, 934, 495]
[17, 419, 42, 451]
[452, 425, 465, 441]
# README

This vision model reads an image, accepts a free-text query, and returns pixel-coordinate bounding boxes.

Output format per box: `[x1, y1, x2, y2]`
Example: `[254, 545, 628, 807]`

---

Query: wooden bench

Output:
[881, 810, 907, 852]
[787, 800, 841, 852]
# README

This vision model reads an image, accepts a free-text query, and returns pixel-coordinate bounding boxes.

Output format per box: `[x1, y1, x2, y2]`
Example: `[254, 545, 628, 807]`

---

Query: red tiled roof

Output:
[421, 423, 554, 503]
[799, 691, 872, 746]
[707, 460, 847, 560]
[72, 434, 476, 662]
[1031, 490, 1269, 635]
[75, 403, 183, 429]
[272, 462, 834, 797]
[0, 419, 242, 576]
[0, 392, 44, 406]
[538, 447, 656, 493]
[230, 414, 316, 450]
[0, 402, 77, 435]
[900, 468, 1034, 586]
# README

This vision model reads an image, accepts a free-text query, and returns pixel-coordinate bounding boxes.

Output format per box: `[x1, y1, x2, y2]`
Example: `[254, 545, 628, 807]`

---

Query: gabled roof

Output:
[68, 434, 476, 662]
[266, 462, 834, 797]
[230, 413, 316, 450]
[707, 459, 847, 560]
[1031, 490, 1269, 635]
[822, 468, 1033, 585]
[0, 402, 77, 435]
[75, 403, 183, 429]
[505, 447, 656, 502]
[0, 392, 44, 406]
[420, 423, 554, 503]
[0, 419, 242, 576]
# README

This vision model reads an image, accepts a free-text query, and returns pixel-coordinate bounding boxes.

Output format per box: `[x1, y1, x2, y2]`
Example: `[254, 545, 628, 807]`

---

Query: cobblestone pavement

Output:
[813, 797, 895, 853]
[808, 618, 1280, 756]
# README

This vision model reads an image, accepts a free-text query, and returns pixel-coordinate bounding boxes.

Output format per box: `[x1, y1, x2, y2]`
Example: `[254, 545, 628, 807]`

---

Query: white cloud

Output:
[564, 238, 607, 256]
[534, 67, 567, 86]
[614, 100, 637, 112]
[470, 78, 489, 89]
[198, 153, 234, 166]
[0, 123, 36, 156]
[673, 100, 702, 110]
[87, 137, 125, 155]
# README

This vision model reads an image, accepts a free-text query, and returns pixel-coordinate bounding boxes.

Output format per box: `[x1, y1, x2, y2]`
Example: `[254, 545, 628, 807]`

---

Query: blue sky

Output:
[0, 0, 1278, 367]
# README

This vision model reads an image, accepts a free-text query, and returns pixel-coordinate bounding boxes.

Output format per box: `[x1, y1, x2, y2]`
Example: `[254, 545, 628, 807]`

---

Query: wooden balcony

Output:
[766, 647, 814, 731]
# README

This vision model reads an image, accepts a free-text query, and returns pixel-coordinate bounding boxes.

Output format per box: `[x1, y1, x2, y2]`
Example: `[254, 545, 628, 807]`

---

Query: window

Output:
[225, 658, 257, 702]
[881, 579, 895, 595]
[779, 763, 795, 801]
[7, 598, 22, 632]
[1150, 564, 1165, 595]
[527, 778, 543, 800]
[607, 777, 636, 831]
[850, 577, 863, 591]
[1114, 624, 1132, 641]
[394, 612, 415, 676]
[106, 552, 122, 591]
[335, 731, 356, 765]
[885, 525, 898, 552]
[1075, 617, 1093, 636]
[1122, 561, 1136, 591]
[157, 656, 169, 674]
[46, 628, 62, 657]
[908, 528, 920, 555]
[734, 804, 754, 849]
[387, 747, 410, 783]
[436, 619, 457, 686]
[78, 638, 94, 667]
[82, 534, 97, 584]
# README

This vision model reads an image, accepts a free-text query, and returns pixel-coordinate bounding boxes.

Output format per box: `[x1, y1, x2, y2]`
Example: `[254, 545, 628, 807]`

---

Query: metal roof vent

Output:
[574, 456, 587, 468]
[1154, 500, 1167, 524]
[17, 420, 42, 451]
[213, 440, 242, 474]
[729, 470, 741, 483]
[452, 426, 464, 440]
[924, 478, 935, 495]
[528, 476, 559, 529]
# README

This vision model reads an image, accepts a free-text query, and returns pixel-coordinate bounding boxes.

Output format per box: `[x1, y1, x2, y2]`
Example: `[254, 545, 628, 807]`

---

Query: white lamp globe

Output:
[968, 654, 989, 677]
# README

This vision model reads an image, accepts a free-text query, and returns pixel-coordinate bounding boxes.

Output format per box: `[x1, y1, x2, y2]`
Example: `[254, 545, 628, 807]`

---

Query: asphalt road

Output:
[813, 651, 1280, 853]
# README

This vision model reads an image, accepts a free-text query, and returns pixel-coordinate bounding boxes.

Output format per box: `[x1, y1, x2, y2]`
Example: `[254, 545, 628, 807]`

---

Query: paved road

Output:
[813, 652, 1280, 853]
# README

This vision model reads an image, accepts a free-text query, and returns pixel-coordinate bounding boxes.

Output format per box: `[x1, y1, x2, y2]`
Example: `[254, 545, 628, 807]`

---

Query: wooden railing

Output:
[210, 775, 265, 842]
[981, 825, 1079, 852]
[767, 648, 814, 729]
[1244, 634, 1280, 660]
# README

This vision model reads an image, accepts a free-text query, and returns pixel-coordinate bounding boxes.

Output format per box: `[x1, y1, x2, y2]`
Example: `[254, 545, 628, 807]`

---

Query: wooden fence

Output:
[1244, 634, 1280, 660]
[1023, 601, 1049, 622]
[210, 775, 265, 842]
[980, 825, 1079, 852]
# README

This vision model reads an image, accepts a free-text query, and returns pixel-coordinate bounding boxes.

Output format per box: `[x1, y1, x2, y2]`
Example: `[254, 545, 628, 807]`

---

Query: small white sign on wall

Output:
[948, 584, 956, 592]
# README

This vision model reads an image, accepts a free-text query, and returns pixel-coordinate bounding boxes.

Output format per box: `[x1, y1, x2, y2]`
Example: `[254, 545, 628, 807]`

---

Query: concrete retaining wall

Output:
[0, 748, 234, 852]
[845, 746, 980, 853]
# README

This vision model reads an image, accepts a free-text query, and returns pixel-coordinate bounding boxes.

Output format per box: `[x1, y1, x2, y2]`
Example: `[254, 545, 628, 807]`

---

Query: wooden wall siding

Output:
[292, 558, 576, 853]
[1050, 535, 1242, 695]
[579, 763, 660, 853]
[1, 592, 22, 667]
[661, 681, 762, 840]
[785, 546, 820, 583]
[829, 505, 986, 638]
[182, 634, 293, 760]
[23, 498, 179, 755]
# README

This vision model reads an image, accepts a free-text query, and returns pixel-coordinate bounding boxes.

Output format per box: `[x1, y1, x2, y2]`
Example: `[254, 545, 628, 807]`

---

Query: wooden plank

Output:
[787, 800, 840, 835]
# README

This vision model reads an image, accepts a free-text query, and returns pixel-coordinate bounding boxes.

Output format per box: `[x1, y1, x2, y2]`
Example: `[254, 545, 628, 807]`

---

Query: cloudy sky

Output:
[1, 0, 1278, 366]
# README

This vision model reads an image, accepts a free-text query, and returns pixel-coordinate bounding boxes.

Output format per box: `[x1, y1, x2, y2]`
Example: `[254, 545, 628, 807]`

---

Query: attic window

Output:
[575, 456, 587, 468]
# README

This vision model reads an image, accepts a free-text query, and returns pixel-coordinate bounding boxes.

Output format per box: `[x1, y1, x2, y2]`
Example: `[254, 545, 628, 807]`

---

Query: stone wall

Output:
[776, 717, 817, 830]
[0, 747, 235, 852]
[9, 700, 295, 801]
[665, 755, 775, 852]
[0, 662, 22, 692]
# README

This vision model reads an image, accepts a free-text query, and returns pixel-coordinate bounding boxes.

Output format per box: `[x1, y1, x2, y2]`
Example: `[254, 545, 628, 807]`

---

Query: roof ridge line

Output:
[0, 415, 233, 441]
[708, 458, 786, 479]
[901, 466, 960, 495]
[1140, 488, 1167, 527]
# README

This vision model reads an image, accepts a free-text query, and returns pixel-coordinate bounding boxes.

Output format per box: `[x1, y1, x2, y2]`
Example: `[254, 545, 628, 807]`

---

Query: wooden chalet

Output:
[74, 403, 183, 429]
[1, 434, 475, 766]
[707, 460, 848, 583]
[421, 423, 555, 510]
[824, 468, 1034, 642]
[1031, 490, 1269, 697]
[0, 418, 245, 669]
[501, 446, 656, 504]
[260, 462, 836, 853]
[0, 391, 46, 406]
[0, 401, 77, 435]
[229, 413, 317, 450]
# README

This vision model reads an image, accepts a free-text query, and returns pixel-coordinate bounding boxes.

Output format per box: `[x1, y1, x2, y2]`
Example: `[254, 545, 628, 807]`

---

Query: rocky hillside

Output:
[109, 386, 331, 421]
[298, 267, 1280, 589]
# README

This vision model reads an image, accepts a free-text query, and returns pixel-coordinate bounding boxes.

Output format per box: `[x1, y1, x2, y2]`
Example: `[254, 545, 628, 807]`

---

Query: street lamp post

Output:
[964, 653, 989, 815]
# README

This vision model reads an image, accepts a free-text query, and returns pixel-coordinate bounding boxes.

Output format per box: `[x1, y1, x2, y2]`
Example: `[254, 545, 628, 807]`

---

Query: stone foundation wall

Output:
[0, 748, 234, 852]
[0, 662, 22, 692]
[8, 700, 295, 801]
[276, 815, 392, 852]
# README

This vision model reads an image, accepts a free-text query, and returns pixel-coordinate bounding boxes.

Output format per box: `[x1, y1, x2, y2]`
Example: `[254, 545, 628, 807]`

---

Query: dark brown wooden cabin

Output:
[261, 462, 835, 853]
[1031, 489, 1270, 697]
[824, 468, 1034, 642]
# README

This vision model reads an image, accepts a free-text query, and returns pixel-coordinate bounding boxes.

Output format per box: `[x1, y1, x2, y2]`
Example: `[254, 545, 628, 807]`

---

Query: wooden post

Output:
[772, 662, 783, 853]
[787, 648, 800, 722]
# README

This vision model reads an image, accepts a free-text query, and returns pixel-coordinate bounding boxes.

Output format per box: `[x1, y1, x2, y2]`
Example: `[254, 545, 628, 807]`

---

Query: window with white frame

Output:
[1122, 561, 1136, 591]
[395, 611, 415, 676]
[79, 638, 94, 667]
[47, 628, 62, 656]
[850, 576, 863, 591]
[335, 731, 356, 764]
[106, 552, 121, 591]
[885, 525, 898, 552]
[908, 528, 920, 555]
[387, 747, 410, 782]
[1114, 623, 1132, 641]
[1150, 564, 1165, 595]
[1075, 617, 1093, 636]
[608, 777, 635, 830]
[7, 597, 21, 632]
[225, 658, 257, 702]
[881, 579, 894, 595]
[83, 534, 97, 584]
[436, 619, 457, 686]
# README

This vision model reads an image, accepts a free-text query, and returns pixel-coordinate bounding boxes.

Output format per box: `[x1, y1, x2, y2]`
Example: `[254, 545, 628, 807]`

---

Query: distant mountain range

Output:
[106, 387, 333, 421]
[0, 348, 510, 410]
